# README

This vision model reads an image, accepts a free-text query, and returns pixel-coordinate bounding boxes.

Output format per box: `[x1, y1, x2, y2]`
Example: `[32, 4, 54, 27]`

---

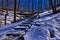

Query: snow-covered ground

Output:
[0, 11, 26, 27]
[24, 12, 60, 40]
[0, 10, 60, 40]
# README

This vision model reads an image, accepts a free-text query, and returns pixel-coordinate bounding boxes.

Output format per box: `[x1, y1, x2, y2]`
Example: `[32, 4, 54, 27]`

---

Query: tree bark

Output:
[14, 0, 16, 22]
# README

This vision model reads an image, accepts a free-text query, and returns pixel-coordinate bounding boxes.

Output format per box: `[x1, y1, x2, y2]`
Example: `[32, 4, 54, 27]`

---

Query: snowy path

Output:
[0, 10, 60, 40]
[24, 12, 60, 40]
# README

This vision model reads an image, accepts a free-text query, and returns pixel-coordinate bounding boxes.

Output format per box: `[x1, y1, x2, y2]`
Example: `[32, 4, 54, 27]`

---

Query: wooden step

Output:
[19, 24, 29, 26]
[33, 24, 41, 26]
[6, 33, 20, 36]
[14, 27, 28, 30]
[22, 22, 31, 24]
[6, 30, 25, 36]
[3, 38, 15, 40]
[6, 33, 22, 36]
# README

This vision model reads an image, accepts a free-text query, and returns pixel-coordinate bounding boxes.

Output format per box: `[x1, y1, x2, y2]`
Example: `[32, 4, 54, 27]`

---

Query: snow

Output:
[15, 26, 29, 29]
[24, 26, 50, 40]
[24, 12, 60, 40]
[0, 10, 60, 40]
[6, 29, 25, 35]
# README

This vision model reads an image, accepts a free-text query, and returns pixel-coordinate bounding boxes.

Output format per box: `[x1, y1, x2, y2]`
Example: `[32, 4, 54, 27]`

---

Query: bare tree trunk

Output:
[49, 0, 56, 13]
[5, 14, 7, 25]
[14, 0, 16, 22]
[5, 0, 8, 25]
[44, 0, 47, 10]
[49, 0, 51, 9]
[32, 0, 34, 13]
[54, 0, 56, 12]
[18, 0, 21, 20]
[58, 0, 60, 6]
[0, 19, 2, 27]
[28, 0, 29, 12]
[58, 0, 60, 4]
[56, 0, 58, 6]
[18, 0, 20, 11]
[40, 0, 42, 11]
[2, 0, 3, 12]
[37, 0, 40, 18]
[1, 0, 3, 26]
[38, 0, 40, 12]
